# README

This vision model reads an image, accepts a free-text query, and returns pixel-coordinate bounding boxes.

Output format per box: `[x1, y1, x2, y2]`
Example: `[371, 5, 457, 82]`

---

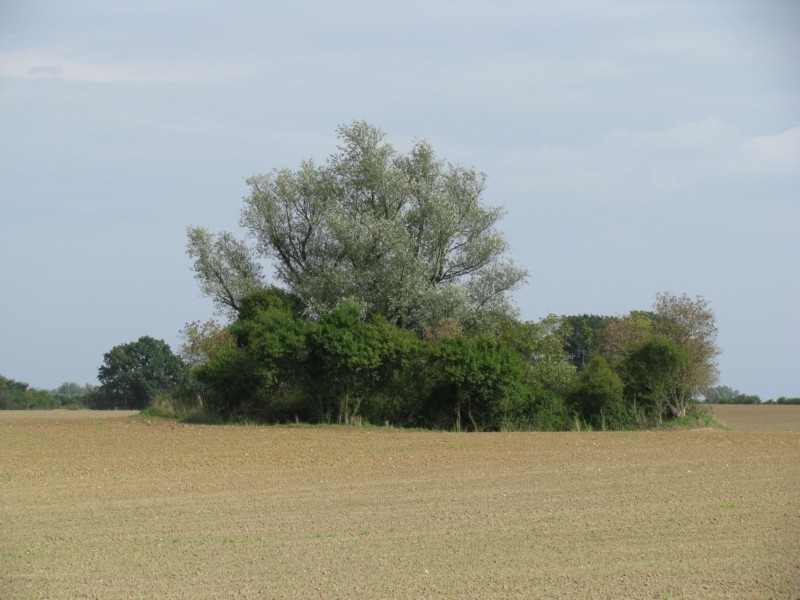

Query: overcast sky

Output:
[1, 0, 798, 399]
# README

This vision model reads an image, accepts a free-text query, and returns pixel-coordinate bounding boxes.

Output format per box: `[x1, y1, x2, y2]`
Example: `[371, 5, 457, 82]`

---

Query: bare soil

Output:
[1, 411, 798, 598]
[710, 404, 800, 432]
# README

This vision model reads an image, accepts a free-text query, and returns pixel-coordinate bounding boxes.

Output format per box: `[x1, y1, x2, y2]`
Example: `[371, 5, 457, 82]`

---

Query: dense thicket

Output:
[175, 289, 719, 430]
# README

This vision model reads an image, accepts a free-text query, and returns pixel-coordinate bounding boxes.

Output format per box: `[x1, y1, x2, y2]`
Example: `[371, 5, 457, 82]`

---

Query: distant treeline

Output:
[702, 385, 799, 405]
[0, 376, 95, 410]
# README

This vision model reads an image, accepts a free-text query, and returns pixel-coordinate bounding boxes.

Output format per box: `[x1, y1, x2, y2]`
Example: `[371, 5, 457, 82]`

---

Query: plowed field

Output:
[1, 412, 798, 598]
[710, 404, 800, 432]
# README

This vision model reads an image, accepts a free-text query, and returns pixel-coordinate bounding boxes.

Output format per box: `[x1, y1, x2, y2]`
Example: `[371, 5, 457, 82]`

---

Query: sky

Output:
[1, 0, 798, 399]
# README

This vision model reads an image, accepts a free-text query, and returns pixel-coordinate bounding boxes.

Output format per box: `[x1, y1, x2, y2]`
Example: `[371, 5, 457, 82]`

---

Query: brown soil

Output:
[710, 404, 800, 432]
[1, 412, 798, 598]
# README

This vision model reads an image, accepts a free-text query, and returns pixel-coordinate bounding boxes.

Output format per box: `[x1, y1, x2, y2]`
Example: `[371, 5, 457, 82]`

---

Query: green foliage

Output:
[188, 121, 526, 332]
[496, 315, 578, 394]
[182, 289, 724, 433]
[194, 288, 310, 421]
[142, 388, 204, 419]
[773, 397, 800, 405]
[561, 314, 610, 370]
[306, 303, 384, 424]
[96, 336, 188, 409]
[570, 356, 630, 430]
[51, 382, 95, 408]
[624, 335, 691, 422]
[426, 336, 528, 431]
[703, 385, 761, 404]
[658, 413, 728, 430]
[0, 375, 60, 409]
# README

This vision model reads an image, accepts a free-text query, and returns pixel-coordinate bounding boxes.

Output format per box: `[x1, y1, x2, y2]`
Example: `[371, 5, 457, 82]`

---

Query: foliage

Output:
[426, 336, 528, 431]
[561, 314, 610, 370]
[188, 121, 527, 332]
[51, 382, 96, 408]
[497, 315, 578, 394]
[306, 303, 384, 424]
[96, 337, 188, 409]
[0, 375, 60, 409]
[194, 288, 308, 420]
[570, 356, 629, 430]
[186, 228, 264, 318]
[657, 413, 728, 430]
[652, 292, 719, 400]
[598, 311, 657, 367]
[772, 397, 800, 405]
[178, 319, 237, 367]
[181, 289, 725, 432]
[624, 335, 691, 422]
[703, 385, 761, 404]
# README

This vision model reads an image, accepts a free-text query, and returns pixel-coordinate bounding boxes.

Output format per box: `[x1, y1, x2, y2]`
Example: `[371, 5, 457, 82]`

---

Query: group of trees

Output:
[6, 122, 737, 428]
[702, 385, 800, 405]
[0, 376, 95, 410]
[167, 288, 719, 430]
[156, 120, 722, 429]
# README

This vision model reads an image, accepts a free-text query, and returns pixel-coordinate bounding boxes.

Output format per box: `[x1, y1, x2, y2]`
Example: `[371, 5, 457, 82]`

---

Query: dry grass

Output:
[1, 411, 798, 598]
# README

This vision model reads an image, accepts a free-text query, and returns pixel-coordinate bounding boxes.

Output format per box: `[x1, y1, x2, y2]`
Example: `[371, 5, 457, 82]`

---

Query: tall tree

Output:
[97, 337, 188, 409]
[188, 121, 526, 331]
[652, 292, 719, 400]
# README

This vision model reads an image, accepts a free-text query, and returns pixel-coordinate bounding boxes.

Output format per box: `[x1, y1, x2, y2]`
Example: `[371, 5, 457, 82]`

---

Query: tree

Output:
[571, 356, 627, 430]
[0, 375, 60, 409]
[193, 288, 308, 420]
[188, 121, 527, 332]
[306, 303, 384, 424]
[703, 385, 760, 404]
[652, 292, 719, 401]
[624, 335, 691, 420]
[598, 311, 657, 367]
[496, 315, 577, 395]
[561, 314, 610, 370]
[428, 336, 528, 431]
[97, 337, 188, 409]
[186, 228, 264, 318]
[52, 382, 96, 408]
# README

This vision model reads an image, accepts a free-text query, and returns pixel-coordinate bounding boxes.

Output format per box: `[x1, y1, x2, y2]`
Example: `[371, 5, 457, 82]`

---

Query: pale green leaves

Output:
[189, 121, 528, 331]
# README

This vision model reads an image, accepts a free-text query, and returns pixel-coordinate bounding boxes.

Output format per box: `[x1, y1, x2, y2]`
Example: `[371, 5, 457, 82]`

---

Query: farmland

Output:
[1, 409, 798, 598]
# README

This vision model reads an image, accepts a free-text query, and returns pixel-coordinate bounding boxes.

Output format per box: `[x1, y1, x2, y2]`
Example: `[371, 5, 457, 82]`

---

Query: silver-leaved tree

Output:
[188, 121, 527, 332]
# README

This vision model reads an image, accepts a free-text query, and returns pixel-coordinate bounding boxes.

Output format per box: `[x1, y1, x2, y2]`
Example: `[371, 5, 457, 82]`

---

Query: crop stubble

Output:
[1, 410, 798, 598]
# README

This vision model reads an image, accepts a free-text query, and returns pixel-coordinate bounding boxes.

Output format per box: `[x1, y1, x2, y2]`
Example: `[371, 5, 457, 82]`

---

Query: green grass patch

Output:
[658, 414, 729, 431]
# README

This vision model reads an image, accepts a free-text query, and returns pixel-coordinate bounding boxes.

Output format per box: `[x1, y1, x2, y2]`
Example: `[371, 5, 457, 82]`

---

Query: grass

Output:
[658, 414, 729, 431]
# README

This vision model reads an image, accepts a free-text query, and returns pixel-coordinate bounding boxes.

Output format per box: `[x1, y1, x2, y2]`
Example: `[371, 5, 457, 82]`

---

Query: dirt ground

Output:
[710, 404, 800, 432]
[1, 411, 798, 599]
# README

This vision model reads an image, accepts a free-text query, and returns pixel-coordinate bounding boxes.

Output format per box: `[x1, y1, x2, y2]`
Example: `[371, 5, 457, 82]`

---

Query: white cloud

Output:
[0, 49, 253, 85]
[491, 117, 799, 214]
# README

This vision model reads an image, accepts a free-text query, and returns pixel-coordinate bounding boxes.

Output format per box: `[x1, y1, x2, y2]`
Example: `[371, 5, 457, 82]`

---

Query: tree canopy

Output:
[97, 336, 188, 409]
[188, 121, 527, 331]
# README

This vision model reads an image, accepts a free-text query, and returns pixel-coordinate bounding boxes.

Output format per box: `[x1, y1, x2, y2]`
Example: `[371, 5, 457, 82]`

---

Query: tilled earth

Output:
[1, 412, 798, 598]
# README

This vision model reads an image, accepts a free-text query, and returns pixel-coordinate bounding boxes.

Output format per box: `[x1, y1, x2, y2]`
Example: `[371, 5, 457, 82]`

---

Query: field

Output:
[1, 409, 798, 598]
[710, 404, 800, 432]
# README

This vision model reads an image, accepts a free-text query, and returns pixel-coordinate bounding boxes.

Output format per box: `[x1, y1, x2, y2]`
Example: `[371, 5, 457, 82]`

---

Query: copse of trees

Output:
[186, 289, 564, 430]
[172, 122, 726, 430]
[175, 288, 719, 431]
